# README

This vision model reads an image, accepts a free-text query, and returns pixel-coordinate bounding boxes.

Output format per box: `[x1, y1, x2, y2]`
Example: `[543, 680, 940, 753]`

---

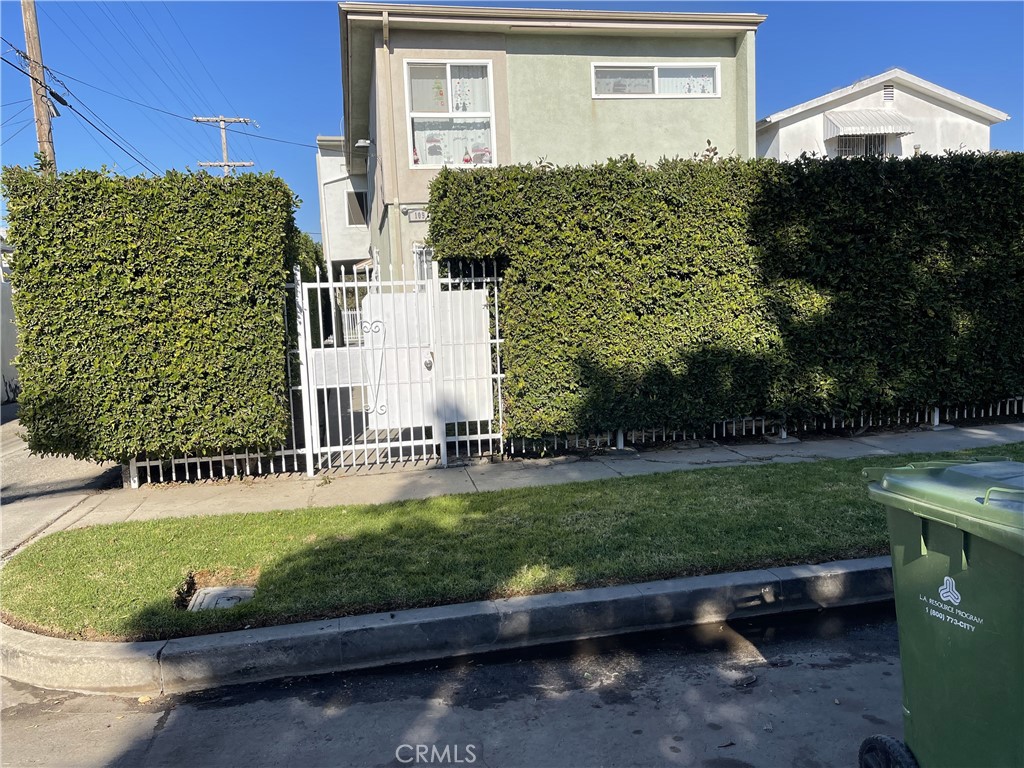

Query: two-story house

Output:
[756, 68, 1010, 160]
[338, 2, 766, 275]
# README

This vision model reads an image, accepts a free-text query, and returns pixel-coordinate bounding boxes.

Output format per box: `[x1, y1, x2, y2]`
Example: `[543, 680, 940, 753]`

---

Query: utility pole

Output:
[193, 116, 254, 176]
[21, 0, 56, 173]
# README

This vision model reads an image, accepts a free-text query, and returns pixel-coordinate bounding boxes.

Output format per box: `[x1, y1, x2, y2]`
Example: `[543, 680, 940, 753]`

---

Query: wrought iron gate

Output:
[294, 254, 503, 472]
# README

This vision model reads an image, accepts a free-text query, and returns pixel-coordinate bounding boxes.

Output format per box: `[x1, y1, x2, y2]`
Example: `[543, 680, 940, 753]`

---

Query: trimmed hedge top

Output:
[428, 153, 1024, 437]
[2, 167, 299, 462]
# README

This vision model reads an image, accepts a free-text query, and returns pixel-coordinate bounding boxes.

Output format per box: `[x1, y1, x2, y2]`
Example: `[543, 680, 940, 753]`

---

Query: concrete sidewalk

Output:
[2, 413, 1022, 558]
[1, 416, 1021, 696]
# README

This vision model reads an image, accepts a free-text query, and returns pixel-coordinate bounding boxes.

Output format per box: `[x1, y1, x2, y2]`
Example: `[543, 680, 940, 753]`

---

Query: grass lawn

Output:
[2, 443, 1021, 641]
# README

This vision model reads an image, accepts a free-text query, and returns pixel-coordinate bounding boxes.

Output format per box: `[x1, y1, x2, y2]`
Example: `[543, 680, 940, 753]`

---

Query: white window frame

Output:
[404, 59, 497, 170]
[591, 62, 721, 100]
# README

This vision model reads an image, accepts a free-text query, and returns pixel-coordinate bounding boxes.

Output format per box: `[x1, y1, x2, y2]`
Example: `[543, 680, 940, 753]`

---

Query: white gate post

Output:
[293, 267, 317, 477]
[426, 258, 449, 467]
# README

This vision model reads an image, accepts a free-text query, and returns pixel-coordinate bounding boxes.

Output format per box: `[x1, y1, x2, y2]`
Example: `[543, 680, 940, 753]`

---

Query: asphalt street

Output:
[1, 604, 903, 768]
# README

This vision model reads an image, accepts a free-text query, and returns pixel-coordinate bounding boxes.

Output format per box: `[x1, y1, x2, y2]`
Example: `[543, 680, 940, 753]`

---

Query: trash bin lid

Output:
[878, 461, 1024, 529]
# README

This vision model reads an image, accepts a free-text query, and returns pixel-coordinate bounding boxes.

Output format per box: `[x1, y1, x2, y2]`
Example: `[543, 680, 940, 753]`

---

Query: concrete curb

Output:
[0, 557, 893, 697]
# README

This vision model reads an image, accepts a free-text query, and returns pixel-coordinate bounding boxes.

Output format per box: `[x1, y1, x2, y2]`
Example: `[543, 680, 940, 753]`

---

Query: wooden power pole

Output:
[21, 0, 56, 173]
[193, 116, 254, 176]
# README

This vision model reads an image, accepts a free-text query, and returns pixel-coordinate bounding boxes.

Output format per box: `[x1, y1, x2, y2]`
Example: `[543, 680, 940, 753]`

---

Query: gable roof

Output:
[756, 68, 1010, 130]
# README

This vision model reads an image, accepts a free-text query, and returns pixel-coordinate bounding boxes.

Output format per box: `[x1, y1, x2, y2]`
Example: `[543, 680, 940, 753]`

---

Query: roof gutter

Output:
[340, 4, 353, 167]
[341, 3, 766, 33]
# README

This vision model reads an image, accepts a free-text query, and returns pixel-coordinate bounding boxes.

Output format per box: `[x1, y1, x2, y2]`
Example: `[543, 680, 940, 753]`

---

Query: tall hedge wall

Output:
[2, 168, 298, 462]
[428, 154, 1024, 437]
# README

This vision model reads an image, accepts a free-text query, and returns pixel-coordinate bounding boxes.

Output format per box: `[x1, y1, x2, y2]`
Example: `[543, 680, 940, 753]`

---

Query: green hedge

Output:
[428, 154, 1024, 437]
[2, 168, 298, 462]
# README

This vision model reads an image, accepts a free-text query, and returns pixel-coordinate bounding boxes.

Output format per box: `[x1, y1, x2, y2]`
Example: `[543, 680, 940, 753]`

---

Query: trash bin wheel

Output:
[858, 735, 918, 768]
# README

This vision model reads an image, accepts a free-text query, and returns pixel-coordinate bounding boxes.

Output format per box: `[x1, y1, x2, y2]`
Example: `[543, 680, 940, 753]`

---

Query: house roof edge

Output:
[756, 68, 1010, 130]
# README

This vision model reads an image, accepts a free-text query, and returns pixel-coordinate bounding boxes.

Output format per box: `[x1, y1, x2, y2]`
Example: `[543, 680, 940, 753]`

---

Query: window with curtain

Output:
[593, 63, 720, 98]
[408, 62, 494, 167]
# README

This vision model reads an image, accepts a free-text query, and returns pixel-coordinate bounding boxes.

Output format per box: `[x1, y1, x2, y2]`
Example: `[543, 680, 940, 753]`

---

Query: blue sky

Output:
[2, 1, 1022, 237]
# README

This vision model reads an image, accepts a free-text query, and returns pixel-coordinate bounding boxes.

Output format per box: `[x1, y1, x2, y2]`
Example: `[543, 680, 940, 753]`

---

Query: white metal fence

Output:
[294, 254, 504, 473]
[126, 247, 1022, 486]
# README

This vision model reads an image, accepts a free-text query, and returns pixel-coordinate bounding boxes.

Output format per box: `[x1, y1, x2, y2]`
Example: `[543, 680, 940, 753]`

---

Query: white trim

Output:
[404, 59, 497, 170]
[591, 61, 721, 100]
[757, 68, 1009, 128]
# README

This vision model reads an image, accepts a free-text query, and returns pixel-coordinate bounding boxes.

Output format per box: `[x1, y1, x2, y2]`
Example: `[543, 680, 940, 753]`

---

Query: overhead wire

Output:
[1, 41, 160, 175]
[157, 2, 263, 171]
[95, 1, 219, 157]
[38, 64, 317, 149]
[1, 56, 159, 175]
[2, 103, 32, 126]
[2, 6, 317, 175]
[65, 106, 121, 169]
[131, 3, 219, 119]
[2, 121, 33, 146]
[34, 6, 213, 162]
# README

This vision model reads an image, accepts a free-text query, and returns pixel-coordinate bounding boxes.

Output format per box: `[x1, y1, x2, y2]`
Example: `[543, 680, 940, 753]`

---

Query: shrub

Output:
[1, 167, 298, 462]
[427, 153, 1024, 436]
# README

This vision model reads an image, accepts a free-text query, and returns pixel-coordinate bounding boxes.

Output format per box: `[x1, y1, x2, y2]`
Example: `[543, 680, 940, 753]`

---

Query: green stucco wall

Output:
[505, 34, 752, 164]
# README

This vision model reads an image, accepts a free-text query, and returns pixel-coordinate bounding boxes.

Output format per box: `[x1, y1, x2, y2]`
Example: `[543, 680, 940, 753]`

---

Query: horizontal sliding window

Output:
[592, 63, 720, 99]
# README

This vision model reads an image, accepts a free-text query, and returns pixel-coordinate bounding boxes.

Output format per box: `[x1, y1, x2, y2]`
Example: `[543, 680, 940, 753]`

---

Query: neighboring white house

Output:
[316, 136, 372, 273]
[756, 68, 1010, 160]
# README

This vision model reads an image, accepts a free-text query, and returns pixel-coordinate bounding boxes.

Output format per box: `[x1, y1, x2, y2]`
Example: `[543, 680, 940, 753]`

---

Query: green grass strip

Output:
[2, 443, 1021, 641]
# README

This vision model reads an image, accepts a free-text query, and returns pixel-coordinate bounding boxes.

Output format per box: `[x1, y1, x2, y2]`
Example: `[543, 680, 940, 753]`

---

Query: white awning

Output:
[824, 109, 914, 138]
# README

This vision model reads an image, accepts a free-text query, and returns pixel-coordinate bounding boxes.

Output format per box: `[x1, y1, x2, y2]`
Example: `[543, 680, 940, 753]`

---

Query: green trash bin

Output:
[859, 459, 1024, 768]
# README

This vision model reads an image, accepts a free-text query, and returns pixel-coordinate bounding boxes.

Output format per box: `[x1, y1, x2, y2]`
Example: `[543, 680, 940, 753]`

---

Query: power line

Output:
[40, 67, 160, 174]
[4, 34, 317, 168]
[223, 128, 317, 149]
[131, 4, 219, 119]
[2, 98, 31, 107]
[37, 4, 213, 163]
[2, 41, 159, 174]
[94, 1, 218, 157]
[65, 106, 120, 169]
[2, 121, 33, 146]
[38, 64, 318, 149]
[2, 103, 32, 126]
[1, 56, 159, 175]
[158, 2, 262, 171]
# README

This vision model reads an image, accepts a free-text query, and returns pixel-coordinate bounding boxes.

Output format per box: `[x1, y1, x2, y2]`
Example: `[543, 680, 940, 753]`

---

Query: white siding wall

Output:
[759, 85, 994, 160]
[316, 140, 372, 267]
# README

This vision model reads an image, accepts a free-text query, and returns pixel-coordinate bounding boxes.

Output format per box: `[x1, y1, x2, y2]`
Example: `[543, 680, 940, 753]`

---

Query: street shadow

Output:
[0, 470, 122, 504]
[98, 579, 900, 767]
[1, 402, 19, 425]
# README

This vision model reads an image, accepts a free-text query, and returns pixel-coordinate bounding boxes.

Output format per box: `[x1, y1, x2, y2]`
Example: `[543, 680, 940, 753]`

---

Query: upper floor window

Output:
[592, 63, 720, 99]
[406, 61, 495, 168]
[346, 191, 367, 227]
